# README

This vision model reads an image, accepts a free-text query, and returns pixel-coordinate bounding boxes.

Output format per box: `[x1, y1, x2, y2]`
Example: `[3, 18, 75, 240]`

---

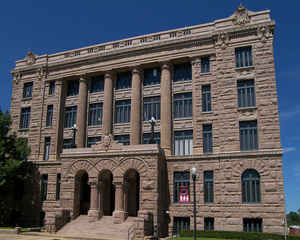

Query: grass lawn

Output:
[173, 238, 231, 240]
[0, 226, 29, 231]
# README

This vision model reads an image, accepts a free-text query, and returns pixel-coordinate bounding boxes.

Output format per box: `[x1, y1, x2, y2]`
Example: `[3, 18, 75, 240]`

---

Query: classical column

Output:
[88, 181, 99, 222]
[130, 67, 142, 144]
[113, 182, 126, 223]
[160, 63, 172, 155]
[76, 75, 88, 147]
[103, 72, 113, 136]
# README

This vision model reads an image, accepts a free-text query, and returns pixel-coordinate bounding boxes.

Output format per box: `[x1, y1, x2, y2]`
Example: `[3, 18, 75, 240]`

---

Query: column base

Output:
[88, 209, 100, 222]
[113, 210, 127, 224]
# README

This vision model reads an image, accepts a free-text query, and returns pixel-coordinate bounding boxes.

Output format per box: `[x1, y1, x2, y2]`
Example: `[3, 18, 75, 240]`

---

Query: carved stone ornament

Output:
[257, 26, 272, 43]
[13, 72, 22, 85]
[26, 51, 36, 65]
[92, 134, 122, 152]
[217, 32, 229, 49]
[232, 5, 250, 25]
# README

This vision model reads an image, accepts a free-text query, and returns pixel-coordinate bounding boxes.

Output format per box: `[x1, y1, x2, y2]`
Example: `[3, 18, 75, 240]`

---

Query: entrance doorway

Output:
[124, 169, 140, 217]
[99, 170, 115, 216]
[74, 171, 90, 215]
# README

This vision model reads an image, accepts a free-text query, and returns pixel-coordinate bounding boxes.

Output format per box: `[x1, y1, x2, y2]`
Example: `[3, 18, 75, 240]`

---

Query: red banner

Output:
[179, 186, 190, 203]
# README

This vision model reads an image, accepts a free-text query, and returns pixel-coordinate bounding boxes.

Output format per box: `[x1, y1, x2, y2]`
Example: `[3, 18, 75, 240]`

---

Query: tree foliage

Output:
[287, 210, 300, 226]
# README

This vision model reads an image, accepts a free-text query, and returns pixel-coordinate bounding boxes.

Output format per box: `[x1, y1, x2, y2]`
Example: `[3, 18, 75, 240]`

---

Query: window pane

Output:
[20, 107, 31, 129]
[67, 80, 79, 96]
[114, 135, 130, 145]
[23, 82, 33, 98]
[90, 76, 104, 93]
[115, 100, 131, 123]
[143, 96, 161, 121]
[88, 103, 103, 126]
[116, 72, 132, 89]
[173, 63, 192, 82]
[173, 93, 192, 118]
[144, 68, 161, 86]
[240, 121, 258, 151]
[235, 46, 253, 68]
[64, 106, 77, 128]
[201, 56, 210, 73]
[242, 169, 260, 203]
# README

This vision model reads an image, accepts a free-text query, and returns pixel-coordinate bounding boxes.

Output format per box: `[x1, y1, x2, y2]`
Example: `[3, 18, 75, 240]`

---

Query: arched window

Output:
[242, 169, 260, 203]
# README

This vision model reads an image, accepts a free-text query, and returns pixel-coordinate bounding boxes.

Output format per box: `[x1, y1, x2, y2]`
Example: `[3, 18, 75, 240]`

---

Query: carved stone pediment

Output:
[92, 134, 122, 152]
[26, 51, 36, 65]
[232, 5, 251, 25]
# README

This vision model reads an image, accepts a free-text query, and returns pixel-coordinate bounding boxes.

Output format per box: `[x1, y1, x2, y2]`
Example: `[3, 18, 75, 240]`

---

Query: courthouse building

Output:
[10, 5, 285, 239]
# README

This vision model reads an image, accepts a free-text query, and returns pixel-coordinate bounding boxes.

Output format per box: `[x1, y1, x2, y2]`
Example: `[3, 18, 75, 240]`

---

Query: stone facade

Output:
[10, 5, 285, 239]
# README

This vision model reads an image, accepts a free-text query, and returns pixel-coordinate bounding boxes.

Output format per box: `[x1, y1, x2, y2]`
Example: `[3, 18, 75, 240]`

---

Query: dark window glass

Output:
[114, 135, 130, 145]
[173, 63, 192, 82]
[41, 174, 48, 201]
[46, 105, 53, 127]
[144, 68, 161, 86]
[173, 172, 190, 203]
[88, 103, 103, 126]
[63, 139, 73, 149]
[64, 106, 77, 128]
[49, 81, 55, 95]
[87, 136, 101, 148]
[67, 80, 79, 96]
[90, 76, 104, 93]
[235, 46, 253, 68]
[201, 56, 210, 73]
[173, 217, 190, 236]
[44, 137, 51, 161]
[204, 217, 214, 230]
[116, 72, 131, 89]
[23, 82, 33, 98]
[202, 85, 211, 112]
[174, 130, 193, 155]
[143, 132, 160, 144]
[115, 100, 131, 123]
[238, 80, 256, 108]
[240, 121, 258, 151]
[20, 107, 31, 129]
[173, 92, 192, 118]
[56, 174, 61, 201]
[143, 96, 160, 121]
[203, 124, 213, 154]
[243, 218, 262, 232]
[204, 171, 214, 203]
[242, 169, 261, 203]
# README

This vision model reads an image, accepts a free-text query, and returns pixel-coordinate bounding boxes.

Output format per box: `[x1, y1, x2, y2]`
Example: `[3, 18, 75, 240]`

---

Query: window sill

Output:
[88, 125, 102, 129]
[174, 117, 193, 121]
[240, 149, 259, 153]
[89, 91, 104, 94]
[173, 202, 193, 206]
[202, 111, 213, 114]
[18, 128, 29, 132]
[22, 97, 32, 101]
[235, 66, 255, 71]
[199, 72, 211, 76]
[45, 126, 53, 129]
[238, 106, 257, 111]
[143, 83, 160, 88]
[173, 80, 192, 84]
[114, 122, 130, 126]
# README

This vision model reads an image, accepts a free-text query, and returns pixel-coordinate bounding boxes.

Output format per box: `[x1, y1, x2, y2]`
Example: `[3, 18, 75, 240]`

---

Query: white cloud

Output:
[283, 147, 296, 153]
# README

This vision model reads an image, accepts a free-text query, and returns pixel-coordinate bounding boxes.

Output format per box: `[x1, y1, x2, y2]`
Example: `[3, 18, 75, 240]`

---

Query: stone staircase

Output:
[56, 215, 136, 240]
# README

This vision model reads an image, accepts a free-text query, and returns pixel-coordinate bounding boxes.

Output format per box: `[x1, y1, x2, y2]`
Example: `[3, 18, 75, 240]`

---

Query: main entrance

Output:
[99, 170, 115, 216]
[124, 169, 140, 217]
[74, 170, 91, 216]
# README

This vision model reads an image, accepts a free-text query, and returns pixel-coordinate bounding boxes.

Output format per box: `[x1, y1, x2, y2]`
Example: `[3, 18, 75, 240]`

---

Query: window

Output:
[173, 63, 192, 82]
[143, 132, 161, 144]
[115, 100, 131, 123]
[204, 217, 214, 230]
[64, 106, 77, 128]
[203, 124, 213, 153]
[46, 105, 53, 127]
[201, 56, 210, 73]
[202, 85, 211, 112]
[242, 169, 260, 203]
[63, 139, 73, 149]
[173, 217, 190, 236]
[144, 68, 161, 86]
[41, 174, 48, 201]
[143, 96, 160, 121]
[204, 171, 214, 203]
[56, 174, 61, 201]
[20, 107, 31, 129]
[114, 135, 130, 145]
[173, 93, 192, 118]
[235, 46, 253, 68]
[23, 82, 33, 98]
[174, 130, 193, 155]
[240, 121, 258, 151]
[90, 75, 104, 93]
[88, 103, 103, 126]
[238, 80, 255, 108]
[67, 79, 79, 96]
[116, 72, 131, 89]
[49, 81, 55, 95]
[243, 218, 262, 232]
[44, 137, 51, 161]
[173, 172, 190, 203]
[87, 136, 101, 148]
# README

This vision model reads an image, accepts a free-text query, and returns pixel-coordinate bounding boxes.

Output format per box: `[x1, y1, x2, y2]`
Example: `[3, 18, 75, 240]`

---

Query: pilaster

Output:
[103, 72, 114, 136]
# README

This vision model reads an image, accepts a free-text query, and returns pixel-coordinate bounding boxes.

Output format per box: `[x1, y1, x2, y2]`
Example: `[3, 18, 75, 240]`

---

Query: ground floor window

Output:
[173, 217, 190, 236]
[204, 217, 214, 230]
[243, 218, 262, 232]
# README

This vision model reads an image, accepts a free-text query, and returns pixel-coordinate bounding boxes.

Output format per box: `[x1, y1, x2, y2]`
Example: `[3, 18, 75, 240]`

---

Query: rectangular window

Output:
[114, 135, 130, 145]
[143, 96, 160, 121]
[173, 217, 190, 236]
[88, 103, 103, 126]
[235, 46, 253, 68]
[116, 72, 131, 89]
[23, 82, 33, 98]
[49, 81, 55, 95]
[143, 132, 161, 144]
[203, 124, 213, 154]
[87, 136, 101, 148]
[63, 139, 73, 149]
[238, 80, 256, 108]
[64, 106, 77, 128]
[201, 56, 210, 73]
[240, 121, 258, 151]
[204, 171, 214, 203]
[46, 105, 53, 127]
[174, 130, 193, 156]
[41, 174, 48, 201]
[204, 217, 214, 230]
[67, 79, 79, 96]
[144, 67, 161, 86]
[202, 85, 211, 112]
[243, 218, 262, 232]
[44, 137, 51, 161]
[90, 75, 104, 93]
[173, 93, 192, 118]
[20, 107, 31, 129]
[173, 63, 192, 82]
[115, 100, 131, 123]
[173, 172, 190, 203]
[56, 173, 61, 201]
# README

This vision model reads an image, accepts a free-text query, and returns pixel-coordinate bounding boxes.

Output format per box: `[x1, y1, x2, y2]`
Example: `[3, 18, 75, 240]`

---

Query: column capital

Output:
[79, 74, 89, 82]
[132, 66, 142, 74]
[104, 71, 114, 79]
[190, 57, 201, 66]
[161, 62, 172, 70]
[89, 181, 98, 188]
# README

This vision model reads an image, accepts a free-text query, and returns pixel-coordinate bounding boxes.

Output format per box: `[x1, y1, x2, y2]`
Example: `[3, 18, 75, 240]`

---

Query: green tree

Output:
[286, 210, 300, 226]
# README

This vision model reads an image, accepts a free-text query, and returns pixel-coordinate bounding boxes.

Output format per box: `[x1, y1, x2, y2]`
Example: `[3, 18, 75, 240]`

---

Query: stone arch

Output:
[231, 159, 267, 179]
[94, 158, 119, 175]
[114, 157, 149, 179]
[68, 159, 96, 178]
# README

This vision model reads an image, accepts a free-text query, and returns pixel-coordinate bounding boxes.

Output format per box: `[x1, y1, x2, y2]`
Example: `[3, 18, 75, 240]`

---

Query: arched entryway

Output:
[74, 170, 91, 216]
[99, 170, 115, 216]
[124, 169, 140, 217]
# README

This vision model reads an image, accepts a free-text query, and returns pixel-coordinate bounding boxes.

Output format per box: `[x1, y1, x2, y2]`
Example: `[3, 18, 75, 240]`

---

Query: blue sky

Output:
[0, 1, 299, 213]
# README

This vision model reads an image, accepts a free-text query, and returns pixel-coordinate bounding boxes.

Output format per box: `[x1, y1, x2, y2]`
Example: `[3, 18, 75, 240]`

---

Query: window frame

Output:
[242, 169, 261, 203]
[41, 174, 48, 201]
[143, 132, 161, 144]
[204, 171, 214, 203]
[67, 79, 79, 97]
[116, 71, 132, 90]
[143, 96, 161, 121]
[114, 135, 130, 145]
[201, 56, 210, 73]
[63, 139, 73, 149]
[44, 137, 51, 161]
[88, 103, 103, 126]
[173, 92, 193, 119]
[23, 82, 33, 99]
[49, 81, 55, 95]
[56, 173, 61, 201]
[239, 120, 258, 151]
[243, 218, 263, 232]
[173, 62, 192, 82]
[237, 79, 256, 108]
[204, 217, 214, 231]
[143, 67, 161, 86]
[173, 217, 190, 237]
[202, 85, 211, 112]
[173, 171, 190, 203]
[115, 99, 131, 124]
[203, 124, 213, 154]
[87, 136, 101, 148]
[235, 46, 253, 68]
[46, 105, 53, 127]
[20, 107, 31, 129]
[174, 130, 193, 156]
[90, 75, 104, 93]
[64, 106, 77, 128]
